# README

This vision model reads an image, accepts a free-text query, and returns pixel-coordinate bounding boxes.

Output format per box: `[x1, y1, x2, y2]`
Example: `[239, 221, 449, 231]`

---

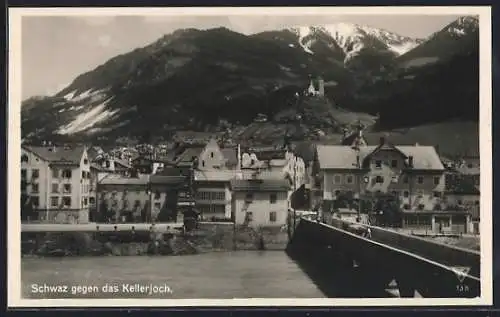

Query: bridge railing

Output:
[310, 217, 480, 278]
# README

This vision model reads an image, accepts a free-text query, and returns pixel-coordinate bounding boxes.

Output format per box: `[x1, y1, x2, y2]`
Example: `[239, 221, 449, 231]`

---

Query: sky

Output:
[21, 14, 461, 99]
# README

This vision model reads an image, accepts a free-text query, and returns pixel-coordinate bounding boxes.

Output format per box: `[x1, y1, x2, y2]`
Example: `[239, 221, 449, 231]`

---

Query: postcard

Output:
[8, 5, 492, 307]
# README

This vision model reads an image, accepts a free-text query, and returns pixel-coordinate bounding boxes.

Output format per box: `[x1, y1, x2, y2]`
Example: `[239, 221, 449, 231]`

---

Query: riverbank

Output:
[21, 222, 289, 257]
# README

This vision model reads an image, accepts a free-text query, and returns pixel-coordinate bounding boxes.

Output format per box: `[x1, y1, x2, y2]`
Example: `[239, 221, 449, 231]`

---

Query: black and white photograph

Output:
[8, 6, 492, 307]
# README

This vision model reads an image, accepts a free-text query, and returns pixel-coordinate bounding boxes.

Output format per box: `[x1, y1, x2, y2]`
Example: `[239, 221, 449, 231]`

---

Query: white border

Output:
[8, 6, 493, 308]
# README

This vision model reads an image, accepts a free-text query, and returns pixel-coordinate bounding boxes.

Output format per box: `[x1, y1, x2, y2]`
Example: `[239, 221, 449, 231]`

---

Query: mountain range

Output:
[21, 16, 479, 147]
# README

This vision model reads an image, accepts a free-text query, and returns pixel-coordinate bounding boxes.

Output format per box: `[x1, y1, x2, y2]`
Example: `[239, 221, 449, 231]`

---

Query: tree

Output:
[372, 192, 402, 227]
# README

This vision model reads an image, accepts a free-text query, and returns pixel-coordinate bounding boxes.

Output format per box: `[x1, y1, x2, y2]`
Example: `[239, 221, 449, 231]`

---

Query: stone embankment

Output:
[21, 222, 289, 257]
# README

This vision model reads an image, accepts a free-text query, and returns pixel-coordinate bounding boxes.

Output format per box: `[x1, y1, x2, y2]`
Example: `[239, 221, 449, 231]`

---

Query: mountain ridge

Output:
[21, 16, 479, 146]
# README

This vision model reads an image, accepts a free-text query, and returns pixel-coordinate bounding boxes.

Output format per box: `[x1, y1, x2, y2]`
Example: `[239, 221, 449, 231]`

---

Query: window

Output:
[457, 200, 463, 205]
[403, 191, 409, 198]
[375, 160, 382, 169]
[345, 175, 354, 184]
[63, 184, 72, 194]
[417, 176, 424, 184]
[89, 197, 95, 205]
[154, 191, 161, 199]
[375, 176, 384, 183]
[433, 191, 441, 198]
[391, 160, 398, 168]
[21, 169, 27, 179]
[51, 183, 59, 193]
[31, 183, 39, 193]
[83, 159, 89, 165]
[21, 154, 29, 163]
[62, 197, 71, 207]
[62, 169, 72, 178]
[202, 160, 205, 167]
[83, 197, 88, 206]
[245, 193, 254, 202]
[417, 204, 425, 210]
[270, 193, 277, 204]
[333, 174, 342, 184]
[52, 169, 59, 178]
[403, 204, 410, 210]
[245, 212, 253, 222]
[403, 176, 409, 184]
[269, 211, 277, 222]
[475, 200, 480, 205]
[433, 176, 440, 185]
[210, 152, 214, 158]
[32, 169, 39, 179]
[105, 161, 111, 168]
[51, 197, 59, 207]
[391, 191, 399, 197]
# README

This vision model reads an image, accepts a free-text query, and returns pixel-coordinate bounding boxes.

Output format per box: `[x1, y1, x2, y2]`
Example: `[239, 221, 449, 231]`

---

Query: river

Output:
[22, 251, 326, 299]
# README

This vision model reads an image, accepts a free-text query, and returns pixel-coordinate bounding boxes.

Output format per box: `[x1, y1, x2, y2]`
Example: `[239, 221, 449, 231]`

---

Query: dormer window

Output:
[21, 154, 29, 163]
[83, 159, 89, 165]
[375, 160, 382, 169]
[62, 169, 72, 178]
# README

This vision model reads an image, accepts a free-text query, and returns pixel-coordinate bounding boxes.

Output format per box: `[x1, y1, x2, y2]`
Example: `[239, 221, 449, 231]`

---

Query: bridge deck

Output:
[299, 218, 480, 282]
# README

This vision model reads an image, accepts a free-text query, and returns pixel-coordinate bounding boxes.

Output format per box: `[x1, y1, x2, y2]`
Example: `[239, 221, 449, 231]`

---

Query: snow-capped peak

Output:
[288, 22, 421, 61]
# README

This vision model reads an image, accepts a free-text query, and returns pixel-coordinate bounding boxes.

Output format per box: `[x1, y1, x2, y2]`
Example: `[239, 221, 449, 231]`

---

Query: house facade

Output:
[194, 170, 236, 221]
[150, 174, 187, 222]
[230, 179, 290, 227]
[21, 145, 91, 223]
[313, 138, 472, 233]
[96, 175, 151, 222]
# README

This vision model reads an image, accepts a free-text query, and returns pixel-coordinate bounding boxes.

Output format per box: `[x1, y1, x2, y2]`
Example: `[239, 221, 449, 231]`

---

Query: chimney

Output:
[408, 156, 414, 168]
[379, 136, 385, 145]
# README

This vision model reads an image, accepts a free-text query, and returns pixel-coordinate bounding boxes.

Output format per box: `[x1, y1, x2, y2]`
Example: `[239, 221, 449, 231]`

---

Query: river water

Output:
[22, 251, 326, 299]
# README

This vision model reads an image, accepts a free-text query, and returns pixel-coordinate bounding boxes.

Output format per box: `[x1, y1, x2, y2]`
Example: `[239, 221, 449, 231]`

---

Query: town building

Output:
[313, 137, 473, 233]
[150, 172, 188, 222]
[171, 139, 238, 171]
[194, 170, 236, 221]
[21, 145, 91, 223]
[96, 174, 150, 223]
[92, 155, 132, 176]
[230, 179, 291, 227]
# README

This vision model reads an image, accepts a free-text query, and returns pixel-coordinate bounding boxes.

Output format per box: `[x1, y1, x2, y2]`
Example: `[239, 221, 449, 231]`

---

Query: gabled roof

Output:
[194, 170, 237, 182]
[150, 175, 186, 185]
[22, 145, 86, 165]
[316, 145, 444, 171]
[230, 179, 290, 192]
[98, 174, 150, 185]
[175, 147, 204, 164]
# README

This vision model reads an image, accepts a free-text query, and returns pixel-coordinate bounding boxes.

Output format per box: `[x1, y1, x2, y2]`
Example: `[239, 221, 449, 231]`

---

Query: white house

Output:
[230, 179, 290, 227]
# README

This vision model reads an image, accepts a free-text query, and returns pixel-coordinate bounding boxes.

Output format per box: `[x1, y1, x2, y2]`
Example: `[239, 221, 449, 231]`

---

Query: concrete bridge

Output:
[286, 217, 480, 298]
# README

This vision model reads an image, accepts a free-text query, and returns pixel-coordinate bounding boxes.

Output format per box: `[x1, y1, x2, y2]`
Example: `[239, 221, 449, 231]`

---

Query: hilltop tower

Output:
[317, 77, 325, 97]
